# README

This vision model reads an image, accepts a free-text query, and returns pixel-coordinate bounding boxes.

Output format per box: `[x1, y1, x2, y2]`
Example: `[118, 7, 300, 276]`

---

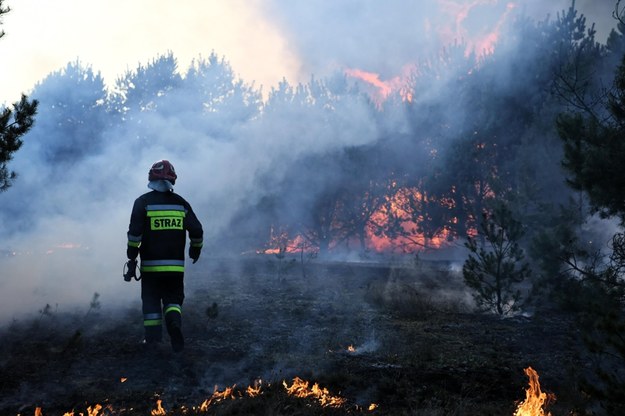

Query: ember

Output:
[514, 367, 554, 416]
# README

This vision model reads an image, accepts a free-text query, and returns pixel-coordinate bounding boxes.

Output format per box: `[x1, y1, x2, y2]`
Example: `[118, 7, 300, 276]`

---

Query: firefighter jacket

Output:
[127, 190, 203, 273]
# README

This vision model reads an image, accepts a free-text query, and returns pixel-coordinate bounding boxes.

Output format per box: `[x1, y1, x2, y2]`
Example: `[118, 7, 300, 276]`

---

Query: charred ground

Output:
[0, 257, 588, 415]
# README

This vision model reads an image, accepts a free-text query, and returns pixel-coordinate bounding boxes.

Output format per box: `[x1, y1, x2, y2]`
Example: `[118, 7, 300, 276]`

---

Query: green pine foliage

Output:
[0, 1, 38, 192]
[462, 202, 531, 315]
[555, 5, 625, 410]
[0, 95, 38, 192]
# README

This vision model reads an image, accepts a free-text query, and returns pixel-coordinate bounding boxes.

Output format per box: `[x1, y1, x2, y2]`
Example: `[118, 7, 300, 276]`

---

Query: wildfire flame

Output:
[199, 385, 238, 411]
[151, 399, 166, 416]
[246, 379, 263, 397]
[345, 0, 518, 107]
[283, 377, 347, 408]
[514, 367, 554, 416]
[260, 185, 455, 255]
[367, 187, 453, 253]
[60, 404, 104, 416]
[344, 65, 415, 105]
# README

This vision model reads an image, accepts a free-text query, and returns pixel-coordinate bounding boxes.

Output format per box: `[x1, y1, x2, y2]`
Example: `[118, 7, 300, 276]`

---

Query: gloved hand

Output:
[189, 246, 201, 264]
[127, 246, 139, 260]
[124, 258, 138, 282]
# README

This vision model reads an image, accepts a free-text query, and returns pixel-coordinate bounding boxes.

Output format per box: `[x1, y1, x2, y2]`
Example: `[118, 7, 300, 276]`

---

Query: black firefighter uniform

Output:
[127, 189, 203, 344]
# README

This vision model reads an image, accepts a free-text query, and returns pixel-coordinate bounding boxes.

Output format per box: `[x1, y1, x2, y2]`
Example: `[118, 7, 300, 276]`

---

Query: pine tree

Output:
[0, 1, 38, 192]
[462, 201, 530, 315]
[555, 5, 625, 407]
[558, 53, 625, 222]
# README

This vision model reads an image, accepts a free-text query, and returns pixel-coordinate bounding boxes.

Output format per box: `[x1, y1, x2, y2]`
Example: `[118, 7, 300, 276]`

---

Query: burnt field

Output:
[0, 257, 587, 415]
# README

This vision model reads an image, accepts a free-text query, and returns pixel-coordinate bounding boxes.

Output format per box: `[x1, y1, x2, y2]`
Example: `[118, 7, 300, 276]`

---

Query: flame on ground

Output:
[198, 385, 238, 411]
[59, 404, 104, 416]
[151, 399, 166, 416]
[246, 379, 263, 397]
[283, 377, 347, 408]
[32, 377, 381, 414]
[514, 367, 554, 416]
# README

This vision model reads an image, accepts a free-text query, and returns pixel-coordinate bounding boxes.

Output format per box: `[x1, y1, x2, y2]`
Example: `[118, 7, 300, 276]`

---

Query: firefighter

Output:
[126, 159, 203, 352]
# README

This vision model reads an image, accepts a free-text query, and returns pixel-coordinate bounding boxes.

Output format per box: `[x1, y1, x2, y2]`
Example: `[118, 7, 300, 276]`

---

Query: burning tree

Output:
[463, 201, 530, 315]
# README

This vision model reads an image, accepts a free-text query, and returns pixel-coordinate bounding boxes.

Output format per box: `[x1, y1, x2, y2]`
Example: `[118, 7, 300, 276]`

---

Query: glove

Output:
[189, 246, 201, 264]
[127, 246, 139, 260]
[124, 259, 137, 282]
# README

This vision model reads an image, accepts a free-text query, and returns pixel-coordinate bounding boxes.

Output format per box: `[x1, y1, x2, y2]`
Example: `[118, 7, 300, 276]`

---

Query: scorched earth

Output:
[0, 256, 582, 415]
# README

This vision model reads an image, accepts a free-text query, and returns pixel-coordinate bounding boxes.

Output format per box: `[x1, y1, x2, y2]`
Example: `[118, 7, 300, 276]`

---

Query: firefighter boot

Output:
[164, 304, 184, 353]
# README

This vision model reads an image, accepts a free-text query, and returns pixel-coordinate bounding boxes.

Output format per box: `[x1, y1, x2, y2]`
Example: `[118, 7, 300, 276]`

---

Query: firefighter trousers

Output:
[140, 271, 185, 344]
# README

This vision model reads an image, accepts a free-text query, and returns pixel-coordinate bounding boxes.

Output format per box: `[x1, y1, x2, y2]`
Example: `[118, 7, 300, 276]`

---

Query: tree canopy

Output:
[0, 0, 38, 192]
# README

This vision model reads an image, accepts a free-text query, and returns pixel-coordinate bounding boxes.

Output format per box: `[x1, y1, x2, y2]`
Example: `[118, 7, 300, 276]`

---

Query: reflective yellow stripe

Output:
[128, 241, 140, 248]
[141, 265, 185, 273]
[144, 319, 162, 327]
[164, 305, 182, 315]
[147, 210, 186, 217]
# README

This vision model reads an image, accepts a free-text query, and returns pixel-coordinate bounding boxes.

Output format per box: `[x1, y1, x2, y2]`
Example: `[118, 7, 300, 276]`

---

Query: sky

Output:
[0, 0, 301, 104]
[0, 0, 618, 105]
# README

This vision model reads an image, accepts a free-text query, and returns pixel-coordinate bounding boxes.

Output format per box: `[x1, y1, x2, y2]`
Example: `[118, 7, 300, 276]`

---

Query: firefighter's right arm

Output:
[127, 198, 145, 260]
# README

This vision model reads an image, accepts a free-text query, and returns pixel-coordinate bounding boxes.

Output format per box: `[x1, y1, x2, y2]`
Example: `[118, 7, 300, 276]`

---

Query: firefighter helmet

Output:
[148, 160, 177, 184]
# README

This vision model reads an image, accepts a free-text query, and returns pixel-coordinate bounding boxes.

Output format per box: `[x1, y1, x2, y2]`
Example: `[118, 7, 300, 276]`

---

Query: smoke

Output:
[261, 0, 617, 81]
[0, 62, 378, 323]
[0, 0, 620, 323]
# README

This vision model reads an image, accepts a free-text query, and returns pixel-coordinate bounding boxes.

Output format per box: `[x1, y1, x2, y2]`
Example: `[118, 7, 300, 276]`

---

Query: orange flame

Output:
[345, 65, 415, 106]
[246, 379, 263, 397]
[514, 367, 554, 416]
[367, 187, 453, 253]
[199, 385, 238, 411]
[259, 227, 315, 255]
[259, 185, 457, 255]
[151, 399, 166, 416]
[283, 377, 347, 408]
[437, 0, 517, 58]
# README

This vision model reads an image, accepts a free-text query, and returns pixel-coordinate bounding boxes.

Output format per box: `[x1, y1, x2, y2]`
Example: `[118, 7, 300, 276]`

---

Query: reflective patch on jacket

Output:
[146, 204, 187, 231]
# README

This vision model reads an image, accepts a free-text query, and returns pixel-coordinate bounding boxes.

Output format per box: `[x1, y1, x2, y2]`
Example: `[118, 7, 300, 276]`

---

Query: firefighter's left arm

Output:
[186, 205, 203, 263]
